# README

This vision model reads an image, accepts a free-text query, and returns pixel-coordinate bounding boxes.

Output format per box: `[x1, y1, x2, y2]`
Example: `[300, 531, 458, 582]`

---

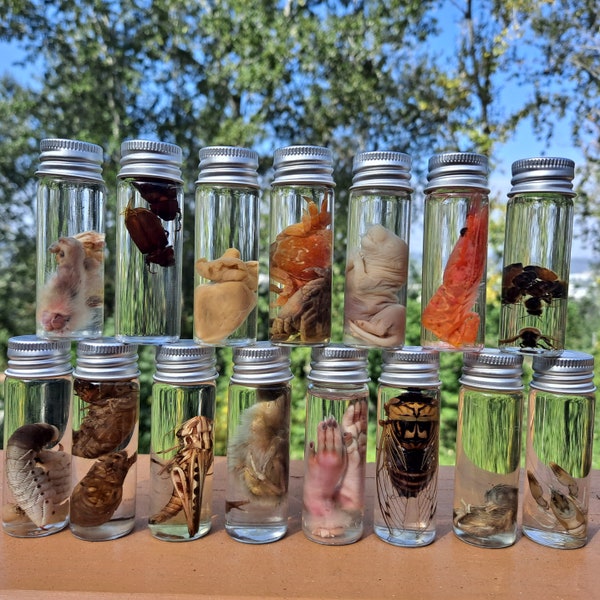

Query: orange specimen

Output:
[269, 195, 332, 306]
[422, 197, 488, 347]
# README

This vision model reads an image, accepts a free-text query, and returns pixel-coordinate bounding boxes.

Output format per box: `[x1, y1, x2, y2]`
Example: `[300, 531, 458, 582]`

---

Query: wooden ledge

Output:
[1, 454, 599, 599]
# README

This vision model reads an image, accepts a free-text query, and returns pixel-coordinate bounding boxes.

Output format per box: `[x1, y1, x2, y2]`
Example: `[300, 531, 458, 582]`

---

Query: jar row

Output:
[35, 140, 575, 356]
[3, 337, 594, 550]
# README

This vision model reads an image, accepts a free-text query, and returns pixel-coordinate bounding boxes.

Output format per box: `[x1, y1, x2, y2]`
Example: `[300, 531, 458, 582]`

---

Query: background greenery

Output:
[0, 0, 599, 466]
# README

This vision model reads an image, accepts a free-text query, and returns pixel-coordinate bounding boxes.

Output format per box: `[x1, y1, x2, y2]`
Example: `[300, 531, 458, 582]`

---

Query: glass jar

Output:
[70, 338, 139, 541]
[115, 139, 184, 344]
[343, 151, 412, 349]
[421, 152, 489, 351]
[268, 145, 335, 346]
[498, 157, 575, 356]
[2, 335, 72, 537]
[453, 349, 524, 548]
[375, 347, 440, 547]
[35, 138, 106, 340]
[194, 146, 260, 346]
[225, 342, 293, 544]
[302, 344, 369, 545]
[522, 351, 595, 549]
[149, 340, 218, 541]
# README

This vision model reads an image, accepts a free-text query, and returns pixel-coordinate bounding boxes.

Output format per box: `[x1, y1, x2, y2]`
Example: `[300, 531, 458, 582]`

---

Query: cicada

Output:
[376, 390, 439, 533]
[149, 415, 214, 537]
[72, 379, 139, 459]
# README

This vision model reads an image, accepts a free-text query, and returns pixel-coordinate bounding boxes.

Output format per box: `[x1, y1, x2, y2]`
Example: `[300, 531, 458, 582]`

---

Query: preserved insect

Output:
[344, 225, 408, 347]
[131, 178, 181, 223]
[150, 416, 214, 537]
[194, 248, 259, 344]
[124, 204, 175, 269]
[37, 232, 105, 336]
[72, 379, 139, 459]
[422, 196, 488, 348]
[522, 351, 595, 548]
[70, 451, 137, 528]
[4, 423, 71, 530]
[270, 195, 332, 343]
[499, 326, 557, 351]
[454, 484, 518, 537]
[376, 391, 439, 543]
[115, 139, 183, 344]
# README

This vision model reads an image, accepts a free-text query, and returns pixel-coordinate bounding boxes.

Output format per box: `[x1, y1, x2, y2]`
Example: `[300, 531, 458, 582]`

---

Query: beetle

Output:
[124, 205, 175, 269]
[132, 179, 181, 224]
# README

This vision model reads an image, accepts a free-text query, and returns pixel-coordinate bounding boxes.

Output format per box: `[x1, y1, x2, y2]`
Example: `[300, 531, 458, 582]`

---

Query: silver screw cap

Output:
[379, 346, 440, 387]
[460, 349, 524, 391]
[424, 152, 489, 192]
[36, 138, 104, 183]
[154, 340, 218, 384]
[5, 335, 72, 378]
[196, 146, 260, 188]
[350, 150, 413, 192]
[530, 350, 595, 394]
[118, 139, 183, 182]
[231, 342, 293, 385]
[508, 157, 575, 196]
[74, 337, 139, 381]
[308, 344, 370, 385]
[272, 145, 335, 187]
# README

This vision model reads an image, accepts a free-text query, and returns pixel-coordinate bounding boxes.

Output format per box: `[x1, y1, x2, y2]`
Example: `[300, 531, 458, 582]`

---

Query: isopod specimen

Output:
[5, 423, 71, 528]
[70, 451, 137, 528]
[72, 379, 138, 459]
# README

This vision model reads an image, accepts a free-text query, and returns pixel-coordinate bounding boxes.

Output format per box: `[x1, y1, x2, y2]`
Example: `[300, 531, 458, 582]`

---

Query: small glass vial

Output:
[343, 151, 412, 349]
[149, 341, 218, 541]
[35, 138, 106, 340]
[269, 145, 335, 345]
[225, 342, 292, 544]
[115, 139, 184, 344]
[2, 335, 72, 537]
[453, 349, 524, 548]
[194, 146, 260, 346]
[375, 347, 440, 547]
[522, 351, 595, 549]
[421, 152, 489, 351]
[302, 344, 369, 545]
[70, 338, 140, 541]
[499, 157, 575, 356]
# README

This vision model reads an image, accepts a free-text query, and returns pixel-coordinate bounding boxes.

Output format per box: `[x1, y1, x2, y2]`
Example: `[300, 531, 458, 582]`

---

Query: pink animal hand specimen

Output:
[344, 224, 408, 346]
[194, 248, 258, 343]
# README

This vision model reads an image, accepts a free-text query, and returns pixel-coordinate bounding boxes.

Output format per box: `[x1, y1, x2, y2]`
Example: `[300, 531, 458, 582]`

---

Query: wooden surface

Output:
[1, 455, 599, 600]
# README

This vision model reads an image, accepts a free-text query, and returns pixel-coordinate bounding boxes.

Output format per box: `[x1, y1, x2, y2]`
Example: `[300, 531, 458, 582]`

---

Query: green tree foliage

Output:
[0, 0, 598, 465]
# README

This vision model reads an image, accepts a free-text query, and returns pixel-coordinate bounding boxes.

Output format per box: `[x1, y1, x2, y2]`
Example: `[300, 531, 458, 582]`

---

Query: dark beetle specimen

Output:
[131, 179, 181, 224]
[124, 205, 175, 269]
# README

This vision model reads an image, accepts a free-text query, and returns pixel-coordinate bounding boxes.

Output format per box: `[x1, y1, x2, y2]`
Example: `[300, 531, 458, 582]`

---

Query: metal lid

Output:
[508, 157, 575, 196]
[272, 145, 335, 187]
[424, 152, 489, 192]
[350, 151, 413, 192]
[5, 335, 72, 378]
[379, 346, 441, 387]
[73, 337, 139, 381]
[230, 342, 293, 385]
[118, 139, 183, 183]
[460, 349, 524, 391]
[196, 146, 259, 189]
[308, 344, 370, 385]
[530, 350, 595, 394]
[154, 340, 218, 384]
[35, 138, 104, 183]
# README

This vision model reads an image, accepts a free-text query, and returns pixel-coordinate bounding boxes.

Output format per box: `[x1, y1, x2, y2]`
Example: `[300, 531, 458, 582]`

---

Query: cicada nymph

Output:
[72, 379, 139, 458]
[376, 390, 439, 535]
[70, 451, 137, 528]
[4, 423, 71, 529]
[149, 415, 214, 537]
